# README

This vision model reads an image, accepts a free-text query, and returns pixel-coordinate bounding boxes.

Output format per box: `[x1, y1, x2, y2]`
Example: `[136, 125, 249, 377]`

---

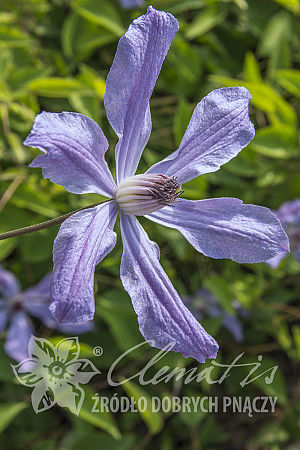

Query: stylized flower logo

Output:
[11, 335, 100, 415]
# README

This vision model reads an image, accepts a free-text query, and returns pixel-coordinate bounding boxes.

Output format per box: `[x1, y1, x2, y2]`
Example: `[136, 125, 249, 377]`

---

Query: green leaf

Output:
[121, 380, 164, 434]
[75, 388, 121, 439]
[204, 276, 234, 313]
[20, 228, 56, 263]
[10, 184, 59, 217]
[244, 52, 262, 83]
[0, 203, 32, 233]
[292, 325, 300, 360]
[0, 402, 27, 433]
[70, 433, 135, 450]
[276, 69, 300, 97]
[164, 0, 205, 14]
[0, 238, 16, 260]
[27, 78, 90, 98]
[245, 356, 287, 405]
[0, 25, 31, 48]
[97, 291, 144, 356]
[77, 65, 106, 98]
[173, 98, 192, 146]
[248, 125, 299, 159]
[69, 94, 101, 124]
[272, 0, 300, 14]
[258, 12, 291, 57]
[6, 132, 27, 163]
[185, 10, 223, 40]
[72, 0, 124, 36]
[48, 337, 95, 358]
[62, 13, 116, 61]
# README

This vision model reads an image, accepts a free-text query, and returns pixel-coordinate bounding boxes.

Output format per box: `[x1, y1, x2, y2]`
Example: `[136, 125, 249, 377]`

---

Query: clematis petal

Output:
[0, 302, 8, 331]
[146, 198, 290, 263]
[266, 252, 287, 268]
[104, 6, 178, 183]
[24, 112, 116, 197]
[22, 273, 56, 328]
[147, 87, 255, 183]
[5, 312, 33, 362]
[24, 277, 94, 332]
[0, 265, 20, 298]
[222, 314, 244, 343]
[50, 201, 118, 324]
[120, 214, 219, 363]
[23, 273, 51, 301]
[57, 320, 94, 335]
[119, 0, 144, 8]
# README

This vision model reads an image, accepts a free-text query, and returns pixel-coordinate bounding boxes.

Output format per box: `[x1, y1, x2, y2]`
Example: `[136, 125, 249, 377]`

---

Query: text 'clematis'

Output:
[24, 6, 289, 363]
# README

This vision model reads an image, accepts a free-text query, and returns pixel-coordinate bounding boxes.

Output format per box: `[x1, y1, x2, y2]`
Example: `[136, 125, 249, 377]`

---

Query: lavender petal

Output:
[119, 0, 144, 8]
[104, 6, 178, 183]
[25, 112, 116, 197]
[0, 302, 8, 331]
[50, 202, 118, 324]
[147, 198, 290, 263]
[120, 213, 219, 363]
[5, 312, 33, 362]
[147, 87, 255, 184]
[266, 252, 287, 268]
[0, 265, 20, 298]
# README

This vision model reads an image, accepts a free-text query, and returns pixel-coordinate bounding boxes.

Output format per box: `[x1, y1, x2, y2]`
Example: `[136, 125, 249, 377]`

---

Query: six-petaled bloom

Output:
[0, 266, 93, 362]
[267, 199, 300, 268]
[24, 6, 289, 363]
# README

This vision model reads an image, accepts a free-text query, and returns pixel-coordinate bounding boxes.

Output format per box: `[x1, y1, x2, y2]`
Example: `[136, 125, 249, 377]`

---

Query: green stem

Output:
[0, 199, 111, 241]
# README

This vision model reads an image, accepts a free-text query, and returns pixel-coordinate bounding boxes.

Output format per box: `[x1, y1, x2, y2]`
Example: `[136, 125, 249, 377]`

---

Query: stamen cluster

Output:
[115, 174, 183, 215]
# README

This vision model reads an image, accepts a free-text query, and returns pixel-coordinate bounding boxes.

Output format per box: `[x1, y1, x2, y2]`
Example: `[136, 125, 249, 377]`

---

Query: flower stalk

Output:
[0, 200, 111, 241]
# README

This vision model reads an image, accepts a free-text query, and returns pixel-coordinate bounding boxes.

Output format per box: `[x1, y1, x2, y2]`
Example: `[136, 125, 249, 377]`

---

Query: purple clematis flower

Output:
[184, 289, 249, 343]
[24, 7, 289, 363]
[267, 199, 300, 268]
[119, 0, 144, 9]
[0, 266, 93, 362]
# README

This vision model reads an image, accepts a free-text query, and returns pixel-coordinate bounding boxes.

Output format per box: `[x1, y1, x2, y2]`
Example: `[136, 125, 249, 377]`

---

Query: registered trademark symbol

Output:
[93, 346, 103, 356]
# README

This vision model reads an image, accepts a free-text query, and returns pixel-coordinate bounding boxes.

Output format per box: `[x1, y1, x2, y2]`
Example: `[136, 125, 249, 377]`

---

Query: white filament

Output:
[114, 174, 181, 216]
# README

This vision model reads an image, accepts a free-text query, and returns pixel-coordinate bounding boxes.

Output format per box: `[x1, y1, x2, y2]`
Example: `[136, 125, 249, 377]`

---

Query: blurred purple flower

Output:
[184, 289, 248, 343]
[24, 7, 288, 363]
[0, 266, 93, 362]
[119, 0, 143, 9]
[267, 200, 300, 268]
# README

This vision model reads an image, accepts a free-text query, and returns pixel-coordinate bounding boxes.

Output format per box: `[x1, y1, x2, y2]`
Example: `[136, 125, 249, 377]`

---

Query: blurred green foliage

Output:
[0, 0, 300, 449]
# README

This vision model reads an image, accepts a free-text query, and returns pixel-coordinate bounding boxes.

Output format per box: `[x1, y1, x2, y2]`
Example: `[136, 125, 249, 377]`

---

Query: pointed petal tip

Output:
[164, 337, 219, 364]
[148, 199, 290, 264]
[146, 5, 179, 28]
[147, 86, 255, 183]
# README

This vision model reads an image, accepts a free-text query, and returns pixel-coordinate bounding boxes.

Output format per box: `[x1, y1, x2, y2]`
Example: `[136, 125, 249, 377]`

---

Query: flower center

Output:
[115, 174, 183, 216]
[9, 295, 24, 312]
